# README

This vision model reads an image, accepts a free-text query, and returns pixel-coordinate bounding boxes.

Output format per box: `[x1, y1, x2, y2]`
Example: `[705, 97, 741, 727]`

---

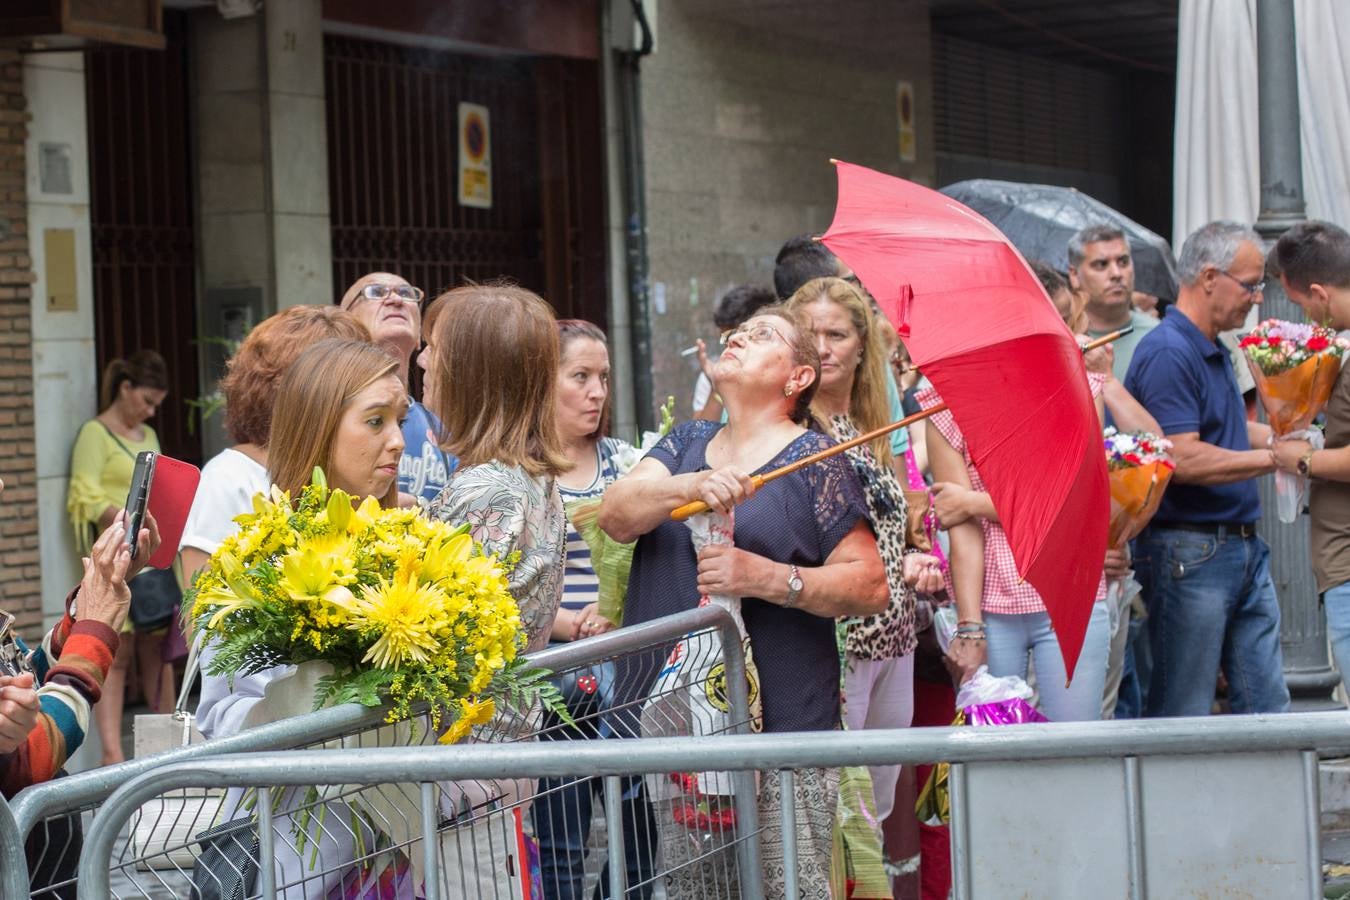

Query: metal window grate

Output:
[85, 10, 201, 464]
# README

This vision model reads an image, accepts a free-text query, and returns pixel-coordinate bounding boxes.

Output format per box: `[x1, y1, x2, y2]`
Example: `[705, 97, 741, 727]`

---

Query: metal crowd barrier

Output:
[74, 711, 1350, 900]
[0, 605, 754, 900]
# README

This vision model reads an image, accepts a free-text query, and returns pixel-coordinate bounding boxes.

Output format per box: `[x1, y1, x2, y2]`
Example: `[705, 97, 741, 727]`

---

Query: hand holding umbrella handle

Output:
[671, 475, 768, 522]
[663, 331, 1130, 524]
[668, 406, 946, 522]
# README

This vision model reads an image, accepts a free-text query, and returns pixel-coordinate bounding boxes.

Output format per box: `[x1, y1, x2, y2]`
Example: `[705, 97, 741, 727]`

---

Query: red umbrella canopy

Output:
[821, 161, 1108, 679]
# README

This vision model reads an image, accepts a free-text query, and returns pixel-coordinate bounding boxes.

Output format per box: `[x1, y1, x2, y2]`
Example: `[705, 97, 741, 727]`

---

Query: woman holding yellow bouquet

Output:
[192, 338, 410, 900]
[201, 340, 408, 713]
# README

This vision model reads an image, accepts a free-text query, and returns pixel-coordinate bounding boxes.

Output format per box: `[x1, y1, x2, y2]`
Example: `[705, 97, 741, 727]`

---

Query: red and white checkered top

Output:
[918, 373, 1107, 615]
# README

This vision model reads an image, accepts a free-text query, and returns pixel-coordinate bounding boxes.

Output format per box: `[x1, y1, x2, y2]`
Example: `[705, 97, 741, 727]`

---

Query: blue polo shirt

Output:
[1123, 306, 1260, 524]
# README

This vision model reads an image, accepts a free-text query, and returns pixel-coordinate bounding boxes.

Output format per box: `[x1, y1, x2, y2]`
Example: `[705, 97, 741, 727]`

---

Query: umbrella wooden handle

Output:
[668, 404, 948, 522]
[670, 475, 767, 522]
[666, 330, 1125, 523]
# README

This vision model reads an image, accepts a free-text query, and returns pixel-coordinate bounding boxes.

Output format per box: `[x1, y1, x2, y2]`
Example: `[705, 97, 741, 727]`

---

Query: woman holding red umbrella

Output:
[925, 375, 1113, 720]
[600, 304, 887, 896]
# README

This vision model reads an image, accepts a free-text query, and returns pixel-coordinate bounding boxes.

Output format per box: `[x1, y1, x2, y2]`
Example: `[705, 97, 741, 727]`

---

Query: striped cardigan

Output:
[1, 589, 119, 797]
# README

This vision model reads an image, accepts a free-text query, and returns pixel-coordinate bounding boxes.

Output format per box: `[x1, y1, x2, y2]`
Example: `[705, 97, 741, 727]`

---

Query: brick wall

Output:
[0, 49, 41, 632]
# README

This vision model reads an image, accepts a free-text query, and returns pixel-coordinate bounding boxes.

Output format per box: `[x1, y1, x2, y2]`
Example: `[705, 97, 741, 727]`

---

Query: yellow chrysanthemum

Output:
[191, 465, 543, 730]
[330, 576, 446, 669]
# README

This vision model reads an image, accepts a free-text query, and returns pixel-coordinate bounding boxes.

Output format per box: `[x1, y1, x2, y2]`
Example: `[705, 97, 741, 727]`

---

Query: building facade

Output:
[0, 0, 1178, 652]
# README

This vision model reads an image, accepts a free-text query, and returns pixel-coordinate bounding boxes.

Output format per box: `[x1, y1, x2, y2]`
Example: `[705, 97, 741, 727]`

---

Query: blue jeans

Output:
[1323, 582, 1350, 699]
[1134, 527, 1290, 717]
[984, 601, 1111, 721]
[534, 658, 655, 899]
[1114, 612, 1151, 719]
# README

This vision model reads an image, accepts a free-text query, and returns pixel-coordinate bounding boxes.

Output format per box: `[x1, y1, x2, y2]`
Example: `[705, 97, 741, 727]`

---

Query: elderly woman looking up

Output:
[785, 277, 944, 827]
[599, 304, 887, 896]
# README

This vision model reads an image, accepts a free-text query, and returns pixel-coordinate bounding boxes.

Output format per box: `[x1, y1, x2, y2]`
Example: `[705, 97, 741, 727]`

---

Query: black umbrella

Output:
[939, 179, 1180, 301]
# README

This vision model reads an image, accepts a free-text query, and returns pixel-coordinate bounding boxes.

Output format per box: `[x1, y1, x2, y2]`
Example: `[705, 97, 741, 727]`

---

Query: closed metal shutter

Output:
[933, 33, 1125, 199]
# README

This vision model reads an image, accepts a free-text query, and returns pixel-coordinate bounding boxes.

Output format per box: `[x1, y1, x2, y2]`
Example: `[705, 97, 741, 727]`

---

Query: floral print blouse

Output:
[426, 460, 566, 653]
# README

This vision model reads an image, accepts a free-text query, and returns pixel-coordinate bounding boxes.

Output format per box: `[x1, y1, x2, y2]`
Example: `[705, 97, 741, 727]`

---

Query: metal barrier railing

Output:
[74, 711, 1350, 900]
[0, 605, 755, 900]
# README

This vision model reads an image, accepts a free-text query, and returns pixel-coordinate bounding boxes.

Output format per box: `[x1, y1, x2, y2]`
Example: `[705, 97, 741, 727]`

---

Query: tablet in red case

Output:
[147, 454, 201, 570]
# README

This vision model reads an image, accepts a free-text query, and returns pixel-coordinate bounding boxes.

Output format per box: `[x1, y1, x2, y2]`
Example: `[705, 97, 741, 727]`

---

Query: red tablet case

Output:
[147, 454, 201, 570]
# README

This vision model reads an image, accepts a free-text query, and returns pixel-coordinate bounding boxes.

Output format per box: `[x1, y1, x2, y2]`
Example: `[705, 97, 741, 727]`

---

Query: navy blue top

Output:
[399, 400, 457, 506]
[1124, 306, 1260, 524]
[622, 420, 870, 733]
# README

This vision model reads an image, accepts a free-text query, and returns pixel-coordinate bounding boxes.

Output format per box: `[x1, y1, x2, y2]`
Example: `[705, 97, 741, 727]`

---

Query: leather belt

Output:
[1151, 520, 1257, 539]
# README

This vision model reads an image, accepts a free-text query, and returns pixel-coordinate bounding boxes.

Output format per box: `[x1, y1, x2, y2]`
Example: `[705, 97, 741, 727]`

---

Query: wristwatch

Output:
[1298, 448, 1316, 477]
[785, 565, 804, 608]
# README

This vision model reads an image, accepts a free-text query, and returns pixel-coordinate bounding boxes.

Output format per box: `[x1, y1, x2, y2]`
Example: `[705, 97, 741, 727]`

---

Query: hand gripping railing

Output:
[2, 604, 757, 900]
[77, 711, 1350, 900]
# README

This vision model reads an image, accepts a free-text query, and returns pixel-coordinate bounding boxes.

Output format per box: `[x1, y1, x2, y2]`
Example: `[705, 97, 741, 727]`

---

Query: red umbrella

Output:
[821, 161, 1108, 679]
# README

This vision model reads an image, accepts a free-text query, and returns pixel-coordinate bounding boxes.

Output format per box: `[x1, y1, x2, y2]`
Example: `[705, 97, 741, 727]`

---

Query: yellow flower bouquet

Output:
[189, 468, 562, 739]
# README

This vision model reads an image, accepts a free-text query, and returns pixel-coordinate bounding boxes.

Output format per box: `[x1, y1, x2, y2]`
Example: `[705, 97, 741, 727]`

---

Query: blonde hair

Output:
[268, 339, 401, 506]
[785, 276, 893, 466]
[427, 283, 569, 477]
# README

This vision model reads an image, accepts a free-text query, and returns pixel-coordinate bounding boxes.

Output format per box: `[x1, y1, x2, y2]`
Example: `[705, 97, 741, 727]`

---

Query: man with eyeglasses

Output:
[1123, 221, 1289, 718]
[1068, 224, 1159, 383]
[340, 272, 455, 507]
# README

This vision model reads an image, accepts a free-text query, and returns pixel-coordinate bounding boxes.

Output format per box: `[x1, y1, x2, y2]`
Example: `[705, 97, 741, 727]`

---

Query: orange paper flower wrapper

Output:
[1247, 351, 1341, 436]
[1108, 461, 1173, 548]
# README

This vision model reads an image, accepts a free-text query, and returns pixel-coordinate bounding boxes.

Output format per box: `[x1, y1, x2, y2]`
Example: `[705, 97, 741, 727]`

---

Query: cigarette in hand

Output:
[680, 345, 700, 357]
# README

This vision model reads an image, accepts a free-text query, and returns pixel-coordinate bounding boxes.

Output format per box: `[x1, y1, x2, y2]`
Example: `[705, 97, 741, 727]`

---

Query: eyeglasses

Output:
[719, 322, 792, 349]
[1215, 269, 1266, 298]
[359, 283, 425, 305]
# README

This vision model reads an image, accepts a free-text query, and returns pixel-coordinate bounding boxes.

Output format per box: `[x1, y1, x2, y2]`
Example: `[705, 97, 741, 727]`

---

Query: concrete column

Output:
[263, 0, 332, 309]
[191, 0, 331, 457]
[1251, 0, 1336, 707]
[601, 0, 636, 441]
[24, 52, 94, 625]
